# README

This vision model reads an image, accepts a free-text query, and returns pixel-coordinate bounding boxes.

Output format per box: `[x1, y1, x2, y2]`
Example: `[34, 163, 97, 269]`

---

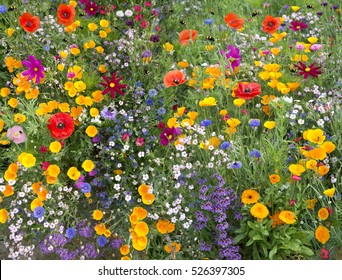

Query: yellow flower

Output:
[7, 28, 15, 37]
[286, 82, 300, 92]
[323, 188, 335, 197]
[269, 174, 280, 184]
[44, 164, 60, 177]
[82, 159, 95, 172]
[0, 119, 4, 132]
[134, 221, 149, 236]
[233, 98, 246, 107]
[1, 87, 11, 97]
[199, 97, 217, 107]
[264, 121, 276, 130]
[2, 185, 14, 197]
[308, 37, 318, 44]
[138, 184, 150, 196]
[120, 245, 130, 255]
[69, 0, 77, 7]
[0, 209, 9, 224]
[59, 102, 70, 113]
[74, 81, 86, 92]
[306, 198, 317, 209]
[18, 152, 36, 168]
[318, 208, 329, 220]
[99, 30, 107, 38]
[288, 164, 305, 176]
[278, 210, 296, 224]
[241, 190, 260, 205]
[30, 198, 43, 211]
[95, 223, 106, 235]
[271, 48, 280, 56]
[320, 141, 336, 153]
[98, 64, 106, 73]
[85, 125, 98, 137]
[250, 203, 269, 219]
[306, 129, 326, 144]
[306, 159, 317, 170]
[164, 242, 181, 253]
[132, 235, 148, 251]
[8, 98, 19, 108]
[308, 147, 326, 160]
[96, 46, 104, 53]
[70, 48, 80, 55]
[156, 219, 175, 234]
[291, 6, 300, 12]
[93, 210, 104, 221]
[317, 165, 329, 177]
[90, 108, 99, 117]
[49, 141, 62, 153]
[315, 225, 330, 244]
[59, 50, 68, 59]
[100, 19, 109, 28]
[178, 61, 189, 68]
[142, 193, 155, 205]
[121, 256, 131, 260]
[133, 207, 148, 220]
[88, 22, 98, 31]
[163, 42, 174, 52]
[67, 167, 81, 180]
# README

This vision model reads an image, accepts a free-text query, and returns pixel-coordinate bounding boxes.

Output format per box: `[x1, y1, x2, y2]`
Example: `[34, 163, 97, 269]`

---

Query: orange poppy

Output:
[164, 70, 186, 88]
[57, 4, 76, 27]
[262, 16, 281, 34]
[19, 12, 40, 33]
[179, 29, 198, 45]
[224, 13, 244, 30]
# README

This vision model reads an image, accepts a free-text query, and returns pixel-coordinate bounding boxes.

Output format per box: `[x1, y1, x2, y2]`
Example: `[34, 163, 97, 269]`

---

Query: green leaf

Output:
[247, 221, 258, 230]
[269, 246, 278, 260]
[233, 233, 247, 244]
[246, 239, 254, 247]
[300, 246, 314, 256]
[253, 235, 263, 241]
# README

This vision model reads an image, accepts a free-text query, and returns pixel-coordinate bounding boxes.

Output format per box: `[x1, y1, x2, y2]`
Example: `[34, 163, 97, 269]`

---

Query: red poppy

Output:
[19, 12, 40, 33]
[163, 70, 186, 88]
[224, 13, 244, 29]
[47, 113, 75, 140]
[57, 4, 76, 27]
[233, 82, 261, 100]
[179, 30, 198, 45]
[262, 15, 281, 34]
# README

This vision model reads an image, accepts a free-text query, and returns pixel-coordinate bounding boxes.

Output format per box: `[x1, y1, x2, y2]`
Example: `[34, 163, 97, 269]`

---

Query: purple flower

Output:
[249, 149, 261, 158]
[220, 141, 230, 149]
[7, 126, 27, 144]
[149, 34, 160, 42]
[85, 1, 99, 15]
[220, 45, 241, 70]
[100, 106, 117, 120]
[142, 50, 152, 58]
[22, 55, 45, 84]
[160, 127, 181, 146]
[231, 161, 242, 169]
[80, 182, 91, 193]
[33, 206, 45, 218]
[289, 21, 308, 32]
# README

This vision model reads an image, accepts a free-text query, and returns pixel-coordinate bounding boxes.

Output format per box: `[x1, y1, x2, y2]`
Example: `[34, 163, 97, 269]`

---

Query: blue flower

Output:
[0, 5, 7, 14]
[200, 119, 212, 127]
[148, 89, 157, 97]
[97, 236, 107, 247]
[249, 149, 261, 158]
[65, 227, 76, 239]
[146, 98, 154, 106]
[249, 119, 261, 127]
[220, 141, 231, 149]
[33, 206, 45, 218]
[231, 161, 242, 169]
[80, 182, 91, 193]
[135, 81, 143, 87]
[204, 18, 214, 25]
[158, 107, 166, 115]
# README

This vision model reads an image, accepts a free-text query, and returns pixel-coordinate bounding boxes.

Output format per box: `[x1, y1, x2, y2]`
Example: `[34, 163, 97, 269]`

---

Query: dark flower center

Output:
[26, 21, 32, 27]
[268, 22, 274, 27]
[62, 12, 70, 19]
[57, 122, 65, 129]
[173, 79, 180, 84]
[244, 88, 251, 93]
[248, 195, 252, 199]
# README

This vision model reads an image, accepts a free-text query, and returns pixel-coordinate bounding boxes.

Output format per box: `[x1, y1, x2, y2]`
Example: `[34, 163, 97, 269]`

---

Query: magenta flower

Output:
[220, 45, 241, 70]
[85, 1, 99, 15]
[22, 55, 45, 84]
[136, 138, 145, 147]
[289, 21, 308, 32]
[294, 62, 322, 79]
[160, 127, 181, 146]
[100, 72, 127, 99]
[7, 126, 27, 144]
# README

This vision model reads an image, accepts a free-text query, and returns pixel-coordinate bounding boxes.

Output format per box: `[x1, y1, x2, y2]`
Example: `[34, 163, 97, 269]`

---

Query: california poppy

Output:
[47, 112, 75, 140]
[233, 82, 261, 100]
[19, 12, 40, 33]
[179, 29, 198, 45]
[262, 15, 281, 34]
[163, 70, 186, 88]
[224, 13, 244, 30]
[57, 4, 76, 27]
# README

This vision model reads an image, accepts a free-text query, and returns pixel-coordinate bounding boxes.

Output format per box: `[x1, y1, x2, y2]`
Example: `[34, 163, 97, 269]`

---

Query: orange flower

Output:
[57, 4, 76, 27]
[179, 29, 198, 45]
[224, 13, 244, 29]
[19, 12, 40, 33]
[164, 70, 186, 88]
[262, 16, 281, 34]
[269, 174, 280, 184]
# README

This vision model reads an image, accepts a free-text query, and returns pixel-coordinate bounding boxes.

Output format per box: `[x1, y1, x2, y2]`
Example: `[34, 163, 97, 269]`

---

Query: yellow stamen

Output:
[305, 67, 311, 72]
[109, 83, 115, 88]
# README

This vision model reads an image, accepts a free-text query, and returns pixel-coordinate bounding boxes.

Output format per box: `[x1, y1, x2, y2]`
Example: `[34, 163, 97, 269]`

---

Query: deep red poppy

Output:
[57, 4, 76, 26]
[233, 82, 261, 100]
[19, 12, 40, 33]
[47, 112, 75, 140]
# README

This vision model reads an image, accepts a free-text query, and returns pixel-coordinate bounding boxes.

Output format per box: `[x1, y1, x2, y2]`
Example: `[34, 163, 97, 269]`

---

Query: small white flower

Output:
[124, 10, 133, 17]
[116, 10, 124, 17]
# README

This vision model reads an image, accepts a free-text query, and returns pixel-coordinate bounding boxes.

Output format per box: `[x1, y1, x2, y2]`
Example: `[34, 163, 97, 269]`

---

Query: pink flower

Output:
[136, 138, 145, 147]
[145, 2, 152, 7]
[42, 161, 50, 170]
[7, 126, 27, 144]
[320, 248, 329, 259]
[134, 5, 142, 12]
[325, 207, 334, 215]
[40, 146, 48, 153]
[122, 133, 130, 141]
[289, 199, 297, 206]
[291, 175, 302, 181]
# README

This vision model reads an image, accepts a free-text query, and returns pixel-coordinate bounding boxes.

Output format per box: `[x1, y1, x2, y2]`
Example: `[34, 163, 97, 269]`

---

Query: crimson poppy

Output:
[47, 113, 75, 140]
[233, 82, 261, 100]
[224, 13, 244, 29]
[57, 4, 76, 26]
[262, 15, 281, 34]
[163, 70, 186, 88]
[179, 29, 198, 45]
[19, 12, 40, 33]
